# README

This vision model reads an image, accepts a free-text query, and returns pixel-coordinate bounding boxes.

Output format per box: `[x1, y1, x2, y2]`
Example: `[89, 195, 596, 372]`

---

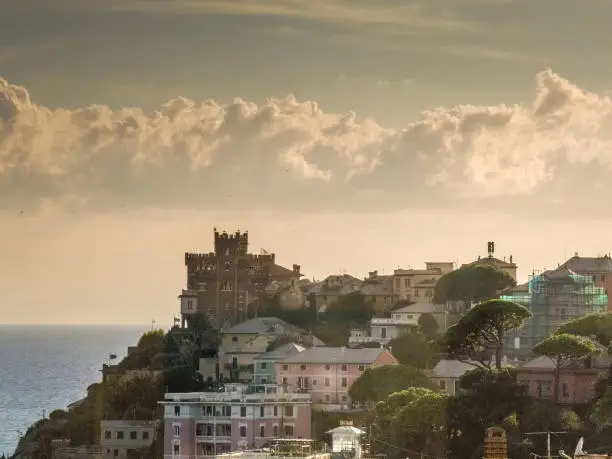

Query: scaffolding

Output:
[502, 268, 607, 352]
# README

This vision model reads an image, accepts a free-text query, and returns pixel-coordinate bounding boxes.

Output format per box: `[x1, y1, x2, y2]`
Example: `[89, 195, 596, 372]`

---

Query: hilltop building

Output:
[462, 241, 518, 281]
[179, 229, 302, 328]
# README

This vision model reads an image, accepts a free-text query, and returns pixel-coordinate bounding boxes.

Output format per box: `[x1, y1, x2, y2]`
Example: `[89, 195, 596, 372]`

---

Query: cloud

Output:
[2, 70, 612, 215]
[63, 0, 479, 36]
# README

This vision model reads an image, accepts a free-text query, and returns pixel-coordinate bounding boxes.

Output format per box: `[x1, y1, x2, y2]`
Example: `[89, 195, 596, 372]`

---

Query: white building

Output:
[100, 420, 157, 459]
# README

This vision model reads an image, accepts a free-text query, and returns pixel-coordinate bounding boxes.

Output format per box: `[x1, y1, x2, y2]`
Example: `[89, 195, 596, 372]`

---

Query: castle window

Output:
[225, 261, 231, 271]
[221, 281, 233, 292]
[225, 248, 230, 256]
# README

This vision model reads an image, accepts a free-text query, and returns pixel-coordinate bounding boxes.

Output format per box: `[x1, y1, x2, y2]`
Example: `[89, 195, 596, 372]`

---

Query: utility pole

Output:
[524, 431, 570, 459]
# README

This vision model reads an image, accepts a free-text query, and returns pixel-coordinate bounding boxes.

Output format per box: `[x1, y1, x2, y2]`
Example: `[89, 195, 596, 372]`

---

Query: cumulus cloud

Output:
[2, 70, 612, 215]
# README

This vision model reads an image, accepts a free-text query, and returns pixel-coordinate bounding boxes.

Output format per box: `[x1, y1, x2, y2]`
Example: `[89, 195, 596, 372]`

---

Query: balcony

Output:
[371, 317, 417, 325]
[348, 336, 390, 345]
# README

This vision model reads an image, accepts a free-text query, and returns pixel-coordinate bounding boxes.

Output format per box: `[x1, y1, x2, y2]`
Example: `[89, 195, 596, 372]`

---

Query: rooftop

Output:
[393, 302, 440, 314]
[280, 346, 393, 365]
[254, 343, 306, 361]
[223, 317, 301, 335]
[560, 254, 612, 273]
[428, 359, 480, 378]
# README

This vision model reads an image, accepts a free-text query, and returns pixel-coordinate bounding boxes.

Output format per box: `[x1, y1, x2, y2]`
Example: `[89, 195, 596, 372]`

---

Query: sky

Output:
[3, 0, 612, 325]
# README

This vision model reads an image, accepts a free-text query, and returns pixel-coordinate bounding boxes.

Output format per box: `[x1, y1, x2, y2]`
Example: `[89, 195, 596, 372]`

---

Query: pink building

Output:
[277, 347, 398, 410]
[159, 383, 312, 459]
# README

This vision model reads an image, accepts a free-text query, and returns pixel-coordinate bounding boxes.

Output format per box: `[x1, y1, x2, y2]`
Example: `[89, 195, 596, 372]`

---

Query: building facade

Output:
[276, 347, 398, 410]
[516, 354, 610, 405]
[100, 420, 156, 459]
[180, 229, 302, 328]
[392, 262, 454, 303]
[160, 384, 312, 458]
[253, 343, 306, 385]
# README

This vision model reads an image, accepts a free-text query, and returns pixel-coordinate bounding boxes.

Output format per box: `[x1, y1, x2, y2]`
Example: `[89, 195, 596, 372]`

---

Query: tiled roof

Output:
[270, 264, 301, 278]
[465, 256, 516, 268]
[254, 343, 305, 361]
[393, 302, 439, 314]
[223, 317, 301, 335]
[428, 359, 480, 378]
[560, 255, 612, 273]
[360, 276, 394, 295]
[394, 269, 440, 276]
[280, 347, 392, 364]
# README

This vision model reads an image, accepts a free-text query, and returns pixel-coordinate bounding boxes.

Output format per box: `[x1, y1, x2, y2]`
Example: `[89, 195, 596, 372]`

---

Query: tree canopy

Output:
[440, 299, 531, 368]
[533, 333, 598, 402]
[418, 312, 439, 338]
[434, 265, 516, 307]
[556, 313, 612, 347]
[388, 332, 438, 369]
[349, 364, 434, 405]
[325, 292, 375, 325]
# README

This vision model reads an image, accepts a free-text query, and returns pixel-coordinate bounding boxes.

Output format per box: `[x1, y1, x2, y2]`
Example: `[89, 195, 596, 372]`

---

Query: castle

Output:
[179, 229, 302, 328]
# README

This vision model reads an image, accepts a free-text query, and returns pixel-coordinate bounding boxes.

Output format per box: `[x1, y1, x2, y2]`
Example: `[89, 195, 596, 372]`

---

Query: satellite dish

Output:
[574, 437, 585, 457]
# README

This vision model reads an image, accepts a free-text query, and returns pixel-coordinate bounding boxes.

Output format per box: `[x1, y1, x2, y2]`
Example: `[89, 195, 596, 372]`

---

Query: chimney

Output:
[292, 264, 301, 275]
[509, 255, 513, 264]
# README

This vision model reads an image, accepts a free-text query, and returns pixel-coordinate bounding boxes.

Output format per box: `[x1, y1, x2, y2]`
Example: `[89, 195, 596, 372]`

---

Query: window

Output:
[240, 426, 247, 437]
[325, 394, 330, 402]
[325, 377, 330, 387]
[381, 328, 387, 339]
[114, 450, 119, 458]
[342, 395, 347, 402]
[282, 377, 288, 385]
[282, 365, 288, 371]
[341, 377, 348, 387]
[232, 336, 238, 342]
[116, 431, 124, 440]
[439, 380, 446, 390]
[260, 425, 265, 438]
[285, 405, 294, 417]
[261, 362, 267, 369]
[300, 364, 306, 370]
[173, 445, 180, 456]
[260, 406, 265, 417]
[232, 357, 238, 369]
[240, 406, 247, 417]
[273, 425, 279, 437]
[358, 365, 365, 371]
[173, 425, 181, 437]
[537, 381, 551, 398]
[325, 364, 330, 370]
[174, 406, 180, 416]
[341, 364, 347, 371]
[142, 432, 149, 440]
[274, 406, 278, 416]
[562, 383, 570, 398]
[222, 406, 231, 417]
[225, 261, 231, 271]
[284, 425, 294, 437]
[104, 431, 111, 440]
[130, 431, 137, 440]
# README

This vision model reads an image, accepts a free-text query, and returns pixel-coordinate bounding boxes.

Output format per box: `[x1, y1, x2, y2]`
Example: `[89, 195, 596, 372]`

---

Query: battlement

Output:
[214, 228, 248, 255]
[185, 252, 216, 265]
[246, 253, 276, 264]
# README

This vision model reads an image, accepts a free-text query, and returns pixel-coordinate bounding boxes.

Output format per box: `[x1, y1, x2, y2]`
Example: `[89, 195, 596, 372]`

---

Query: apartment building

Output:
[100, 420, 156, 459]
[276, 347, 398, 410]
[159, 383, 312, 458]
[392, 262, 454, 303]
[253, 343, 305, 385]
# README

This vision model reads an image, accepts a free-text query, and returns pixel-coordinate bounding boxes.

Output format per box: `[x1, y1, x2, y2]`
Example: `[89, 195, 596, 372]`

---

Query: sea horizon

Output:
[0, 324, 147, 455]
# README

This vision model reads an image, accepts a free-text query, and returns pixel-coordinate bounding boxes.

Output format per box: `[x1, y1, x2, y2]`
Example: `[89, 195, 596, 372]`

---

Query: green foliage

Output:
[434, 265, 516, 306]
[48, 409, 69, 422]
[325, 292, 375, 325]
[106, 371, 164, 420]
[373, 388, 446, 458]
[556, 313, 612, 347]
[534, 333, 598, 402]
[590, 386, 612, 432]
[440, 299, 531, 369]
[447, 367, 529, 459]
[388, 332, 438, 369]
[118, 329, 165, 372]
[418, 312, 439, 338]
[349, 364, 434, 405]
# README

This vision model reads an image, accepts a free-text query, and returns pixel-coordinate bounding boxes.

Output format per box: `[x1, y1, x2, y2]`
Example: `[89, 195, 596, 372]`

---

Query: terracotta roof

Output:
[270, 264, 301, 278]
[280, 347, 394, 364]
[465, 255, 516, 268]
[560, 255, 612, 273]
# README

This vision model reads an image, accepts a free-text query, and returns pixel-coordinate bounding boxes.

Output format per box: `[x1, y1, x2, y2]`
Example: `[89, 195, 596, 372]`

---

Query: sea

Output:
[0, 325, 149, 456]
